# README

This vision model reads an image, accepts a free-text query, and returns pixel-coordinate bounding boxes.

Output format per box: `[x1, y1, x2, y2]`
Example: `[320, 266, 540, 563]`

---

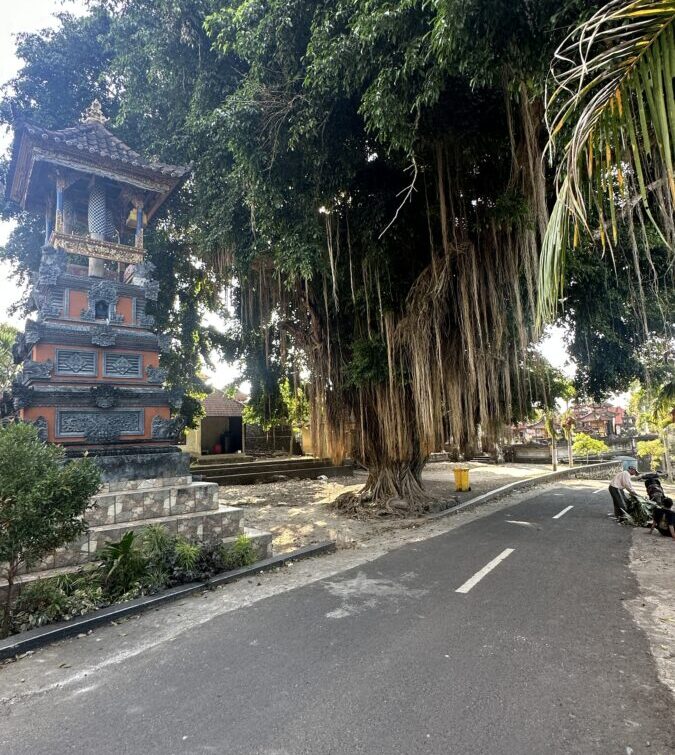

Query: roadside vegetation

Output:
[7, 526, 257, 637]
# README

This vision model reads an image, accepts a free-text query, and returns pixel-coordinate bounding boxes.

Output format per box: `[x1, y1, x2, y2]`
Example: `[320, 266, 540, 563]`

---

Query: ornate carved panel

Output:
[50, 231, 144, 265]
[57, 409, 144, 438]
[20, 358, 54, 381]
[37, 247, 67, 286]
[91, 325, 117, 347]
[146, 365, 168, 384]
[103, 353, 142, 378]
[90, 384, 119, 409]
[32, 416, 48, 442]
[56, 350, 97, 376]
[151, 414, 185, 440]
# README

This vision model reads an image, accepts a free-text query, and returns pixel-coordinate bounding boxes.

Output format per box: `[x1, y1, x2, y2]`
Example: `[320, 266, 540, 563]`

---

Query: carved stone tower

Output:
[3, 104, 272, 576]
[6, 101, 187, 448]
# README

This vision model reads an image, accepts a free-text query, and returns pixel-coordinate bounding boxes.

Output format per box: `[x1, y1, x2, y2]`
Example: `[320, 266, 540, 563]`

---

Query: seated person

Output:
[650, 498, 675, 540]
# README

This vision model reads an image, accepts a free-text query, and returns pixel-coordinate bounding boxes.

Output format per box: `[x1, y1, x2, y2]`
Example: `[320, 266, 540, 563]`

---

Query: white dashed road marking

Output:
[553, 505, 574, 519]
[593, 488, 605, 495]
[455, 548, 515, 594]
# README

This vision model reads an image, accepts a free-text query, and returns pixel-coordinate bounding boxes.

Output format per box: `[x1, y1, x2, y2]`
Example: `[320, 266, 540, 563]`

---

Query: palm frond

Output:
[539, 0, 675, 324]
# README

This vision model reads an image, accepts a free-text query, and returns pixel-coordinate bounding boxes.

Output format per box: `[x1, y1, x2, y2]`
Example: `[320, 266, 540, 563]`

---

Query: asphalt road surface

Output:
[1, 486, 673, 754]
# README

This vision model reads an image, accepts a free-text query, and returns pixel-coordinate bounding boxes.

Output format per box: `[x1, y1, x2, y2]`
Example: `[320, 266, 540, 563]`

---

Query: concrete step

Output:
[103, 475, 193, 493]
[28, 506, 246, 573]
[206, 464, 353, 486]
[192, 454, 255, 466]
[192, 457, 335, 476]
[87, 481, 219, 526]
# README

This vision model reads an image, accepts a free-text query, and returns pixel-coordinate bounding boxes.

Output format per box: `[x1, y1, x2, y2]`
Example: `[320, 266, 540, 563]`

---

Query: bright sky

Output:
[0, 1, 571, 393]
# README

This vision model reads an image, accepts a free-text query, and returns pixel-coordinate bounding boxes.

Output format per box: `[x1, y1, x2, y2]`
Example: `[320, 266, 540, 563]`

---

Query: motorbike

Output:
[640, 471, 666, 504]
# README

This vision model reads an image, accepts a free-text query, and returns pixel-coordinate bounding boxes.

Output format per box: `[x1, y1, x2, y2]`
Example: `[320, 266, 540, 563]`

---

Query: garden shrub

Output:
[99, 531, 147, 600]
[11, 571, 105, 633]
[7, 526, 260, 636]
[222, 535, 256, 570]
[0, 422, 101, 637]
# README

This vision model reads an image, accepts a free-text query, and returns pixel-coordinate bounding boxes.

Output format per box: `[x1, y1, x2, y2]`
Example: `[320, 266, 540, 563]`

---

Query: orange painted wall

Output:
[67, 290, 88, 319]
[116, 296, 134, 324]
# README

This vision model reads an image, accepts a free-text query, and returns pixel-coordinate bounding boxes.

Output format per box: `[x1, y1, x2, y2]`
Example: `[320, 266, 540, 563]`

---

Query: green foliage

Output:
[563, 236, 675, 400]
[0, 423, 101, 636]
[99, 531, 147, 600]
[11, 572, 104, 634]
[222, 534, 256, 571]
[174, 538, 201, 575]
[637, 439, 666, 470]
[572, 432, 609, 460]
[0, 323, 18, 392]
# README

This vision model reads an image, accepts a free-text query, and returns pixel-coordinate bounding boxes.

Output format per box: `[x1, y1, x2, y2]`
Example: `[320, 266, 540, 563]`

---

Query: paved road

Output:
[1, 486, 673, 754]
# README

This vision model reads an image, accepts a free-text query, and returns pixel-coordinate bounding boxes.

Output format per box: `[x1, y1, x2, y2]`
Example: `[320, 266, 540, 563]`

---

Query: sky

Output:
[0, 1, 574, 392]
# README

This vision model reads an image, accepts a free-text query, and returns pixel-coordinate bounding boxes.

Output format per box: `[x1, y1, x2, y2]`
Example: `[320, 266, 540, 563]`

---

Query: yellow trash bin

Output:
[454, 466, 471, 492]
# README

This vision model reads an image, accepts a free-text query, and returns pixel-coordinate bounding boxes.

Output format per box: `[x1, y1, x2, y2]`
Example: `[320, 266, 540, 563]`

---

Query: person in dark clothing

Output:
[650, 498, 675, 540]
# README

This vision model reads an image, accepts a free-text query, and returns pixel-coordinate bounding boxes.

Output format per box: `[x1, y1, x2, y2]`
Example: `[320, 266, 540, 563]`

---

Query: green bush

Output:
[7, 526, 260, 636]
[11, 572, 105, 633]
[0, 422, 101, 637]
[222, 535, 256, 570]
[99, 532, 147, 600]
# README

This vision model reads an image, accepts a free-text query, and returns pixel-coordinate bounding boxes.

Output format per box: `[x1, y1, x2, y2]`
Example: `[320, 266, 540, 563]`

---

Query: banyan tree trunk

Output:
[329, 385, 436, 518]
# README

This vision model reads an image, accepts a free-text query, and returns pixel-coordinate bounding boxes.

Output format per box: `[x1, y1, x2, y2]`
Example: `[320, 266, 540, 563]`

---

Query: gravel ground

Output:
[627, 481, 675, 700]
[219, 461, 555, 553]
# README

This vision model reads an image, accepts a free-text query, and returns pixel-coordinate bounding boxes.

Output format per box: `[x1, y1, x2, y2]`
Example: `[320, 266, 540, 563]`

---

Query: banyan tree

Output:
[205, 0, 568, 514]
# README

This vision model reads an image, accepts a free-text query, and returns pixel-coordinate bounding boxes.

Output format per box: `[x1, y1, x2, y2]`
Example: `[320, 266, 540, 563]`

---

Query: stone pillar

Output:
[133, 197, 144, 249]
[88, 183, 107, 241]
[55, 175, 65, 233]
[44, 195, 53, 245]
[88, 182, 107, 277]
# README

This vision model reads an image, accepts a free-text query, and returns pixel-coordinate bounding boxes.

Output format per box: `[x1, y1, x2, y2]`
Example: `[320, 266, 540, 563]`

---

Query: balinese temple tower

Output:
[6, 101, 189, 447]
[2, 104, 271, 575]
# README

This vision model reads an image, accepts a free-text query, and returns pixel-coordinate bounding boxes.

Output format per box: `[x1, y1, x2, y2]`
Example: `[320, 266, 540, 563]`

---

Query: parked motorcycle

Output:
[640, 471, 666, 504]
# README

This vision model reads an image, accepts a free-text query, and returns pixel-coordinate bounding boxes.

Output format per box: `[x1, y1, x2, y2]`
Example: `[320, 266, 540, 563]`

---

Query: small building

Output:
[183, 389, 245, 455]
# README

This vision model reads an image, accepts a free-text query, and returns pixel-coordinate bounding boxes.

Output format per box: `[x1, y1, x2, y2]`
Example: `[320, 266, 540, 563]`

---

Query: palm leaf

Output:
[539, 0, 675, 324]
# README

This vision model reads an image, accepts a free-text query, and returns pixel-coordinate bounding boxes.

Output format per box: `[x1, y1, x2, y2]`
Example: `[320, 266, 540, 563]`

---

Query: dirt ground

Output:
[219, 461, 553, 553]
[627, 518, 675, 699]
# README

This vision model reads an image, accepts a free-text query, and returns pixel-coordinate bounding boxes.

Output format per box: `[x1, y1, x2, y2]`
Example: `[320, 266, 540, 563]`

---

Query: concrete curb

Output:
[427, 460, 621, 520]
[0, 541, 336, 661]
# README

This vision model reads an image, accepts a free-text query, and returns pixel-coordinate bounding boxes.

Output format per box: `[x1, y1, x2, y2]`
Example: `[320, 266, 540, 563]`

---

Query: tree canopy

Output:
[1, 0, 672, 512]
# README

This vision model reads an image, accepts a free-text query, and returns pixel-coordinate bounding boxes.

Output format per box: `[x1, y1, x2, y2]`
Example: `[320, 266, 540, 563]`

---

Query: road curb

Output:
[427, 460, 621, 520]
[0, 541, 336, 661]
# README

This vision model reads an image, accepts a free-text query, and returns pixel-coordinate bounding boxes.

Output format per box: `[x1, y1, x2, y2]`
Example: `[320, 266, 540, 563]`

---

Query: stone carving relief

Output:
[91, 325, 117, 347]
[137, 312, 155, 328]
[151, 414, 185, 440]
[90, 384, 119, 409]
[11, 382, 34, 410]
[158, 334, 172, 353]
[32, 416, 48, 442]
[58, 410, 143, 441]
[37, 246, 67, 286]
[145, 364, 168, 384]
[81, 280, 121, 322]
[168, 389, 184, 411]
[144, 280, 160, 301]
[20, 359, 54, 382]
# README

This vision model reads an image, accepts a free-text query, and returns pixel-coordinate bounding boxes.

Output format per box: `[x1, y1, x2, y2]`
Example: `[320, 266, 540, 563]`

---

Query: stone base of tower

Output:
[8, 448, 273, 580]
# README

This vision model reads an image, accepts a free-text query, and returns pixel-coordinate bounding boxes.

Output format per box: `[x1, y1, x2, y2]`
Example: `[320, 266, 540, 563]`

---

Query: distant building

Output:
[183, 389, 245, 455]
[514, 402, 631, 442]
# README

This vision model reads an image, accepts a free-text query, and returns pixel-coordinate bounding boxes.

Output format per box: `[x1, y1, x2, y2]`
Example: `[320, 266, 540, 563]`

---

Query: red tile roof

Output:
[203, 389, 244, 417]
